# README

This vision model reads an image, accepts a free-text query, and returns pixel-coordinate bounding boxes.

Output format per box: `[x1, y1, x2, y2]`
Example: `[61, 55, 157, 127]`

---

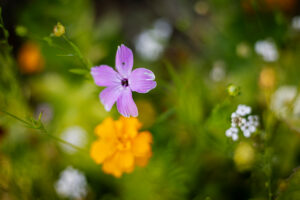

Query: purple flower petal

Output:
[100, 85, 123, 111]
[116, 88, 138, 117]
[115, 44, 133, 78]
[129, 68, 156, 93]
[91, 65, 120, 87]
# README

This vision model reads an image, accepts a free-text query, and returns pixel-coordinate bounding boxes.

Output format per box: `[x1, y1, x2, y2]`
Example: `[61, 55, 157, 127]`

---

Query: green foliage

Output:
[277, 168, 300, 200]
[1, 0, 300, 199]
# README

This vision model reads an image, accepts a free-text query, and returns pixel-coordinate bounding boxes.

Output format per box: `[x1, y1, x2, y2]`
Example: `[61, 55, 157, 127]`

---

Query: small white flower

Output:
[294, 96, 300, 117]
[55, 166, 88, 199]
[248, 115, 259, 127]
[232, 133, 239, 141]
[225, 129, 232, 137]
[231, 112, 238, 118]
[271, 86, 298, 118]
[210, 60, 226, 82]
[60, 126, 87, 154]
[135, 19, 172, 61]
[255, 40, 278, 62]
[231, 122, 237, 127]
[240, 118, 247, 126]
[236, 105, 252, 116]
[231, 116, 238, 127]
[292, 16, 300, 30]
[226, 127, 238, 137]
[231, 112, 247, 127]
[226, 105, 259, 141]
[241, 122, 256, 138]
[226, 127, 239, 141]
[243, 130, 251, 138]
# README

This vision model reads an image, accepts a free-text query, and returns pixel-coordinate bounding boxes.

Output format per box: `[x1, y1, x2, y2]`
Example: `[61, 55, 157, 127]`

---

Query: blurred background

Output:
[1, 0, 300, 199]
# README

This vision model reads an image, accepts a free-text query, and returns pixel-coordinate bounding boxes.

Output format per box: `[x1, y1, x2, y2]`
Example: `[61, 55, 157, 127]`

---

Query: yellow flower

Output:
[90, 117, 152, 178]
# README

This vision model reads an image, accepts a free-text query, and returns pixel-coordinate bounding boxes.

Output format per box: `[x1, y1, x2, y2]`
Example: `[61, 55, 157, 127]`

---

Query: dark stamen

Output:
[121, 78, 129, 87]
[122, 62, 125, 65]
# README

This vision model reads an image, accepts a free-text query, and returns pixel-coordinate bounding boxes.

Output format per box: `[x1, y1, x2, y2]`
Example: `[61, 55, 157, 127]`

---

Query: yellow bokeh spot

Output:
[259, 67, 276, 90]
[234, 142, 255, 171]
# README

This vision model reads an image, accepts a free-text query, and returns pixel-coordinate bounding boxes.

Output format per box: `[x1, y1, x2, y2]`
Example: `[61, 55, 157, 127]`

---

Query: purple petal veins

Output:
[91, 65, 120, 87]
[115, 44, 133, 78]
[99, 85, 123, 111]
[116, 87, 138, 117]
[129, 68, 156, 93]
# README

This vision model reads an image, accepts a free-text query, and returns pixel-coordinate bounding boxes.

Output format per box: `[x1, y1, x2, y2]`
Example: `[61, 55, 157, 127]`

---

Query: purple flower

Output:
[91, 44, 157, 117]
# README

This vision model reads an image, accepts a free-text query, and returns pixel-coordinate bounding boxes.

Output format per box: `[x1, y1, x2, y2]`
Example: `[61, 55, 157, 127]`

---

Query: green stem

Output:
[0, 109, 88, 154]
[42, 128, 88, 153]
[0, 109, 31, 126]
[62, 35, 92, 69]
[264, 109, 275, 200]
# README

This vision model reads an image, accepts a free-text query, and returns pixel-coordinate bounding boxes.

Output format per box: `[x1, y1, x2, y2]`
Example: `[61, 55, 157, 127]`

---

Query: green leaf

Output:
[277, 167, 300, 200]
[163, 59, 182, 87]
[62, 35, 92, 69]
[0, 7, 9, 41]
[38, 112, 43, 121]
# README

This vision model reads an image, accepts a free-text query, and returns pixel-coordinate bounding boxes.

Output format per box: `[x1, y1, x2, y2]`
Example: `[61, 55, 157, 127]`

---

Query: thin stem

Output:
[0, 109, 88, 154]
[62, 35, 91, 69]
[0, 109, 31, 126]
[42, 129, 88, 153]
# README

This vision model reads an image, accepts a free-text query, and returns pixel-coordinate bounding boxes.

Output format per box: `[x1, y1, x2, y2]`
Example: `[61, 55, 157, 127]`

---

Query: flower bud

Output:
[15, 25, 28, 37]
[227, 84, 241, 97]
[53, 22, 65, 37]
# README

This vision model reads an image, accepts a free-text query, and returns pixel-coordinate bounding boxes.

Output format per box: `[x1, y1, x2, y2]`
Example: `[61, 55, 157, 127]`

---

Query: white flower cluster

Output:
[60, 126, 87, 154]
[54, 166, 88, 199]
[210, 60, 226, 82]
[135, 19, 172, 61]
[292, 16, 300, 30]
[254, 40, 278, 62]
[226, 105, 259, 141]
[271, 86, 300, 119]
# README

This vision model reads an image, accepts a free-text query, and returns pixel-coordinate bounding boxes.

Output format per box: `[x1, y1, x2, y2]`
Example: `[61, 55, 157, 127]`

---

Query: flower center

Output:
[121, 78, 129, 87]
[116, 137, 131, 150]
[233, 117, 241, 124]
